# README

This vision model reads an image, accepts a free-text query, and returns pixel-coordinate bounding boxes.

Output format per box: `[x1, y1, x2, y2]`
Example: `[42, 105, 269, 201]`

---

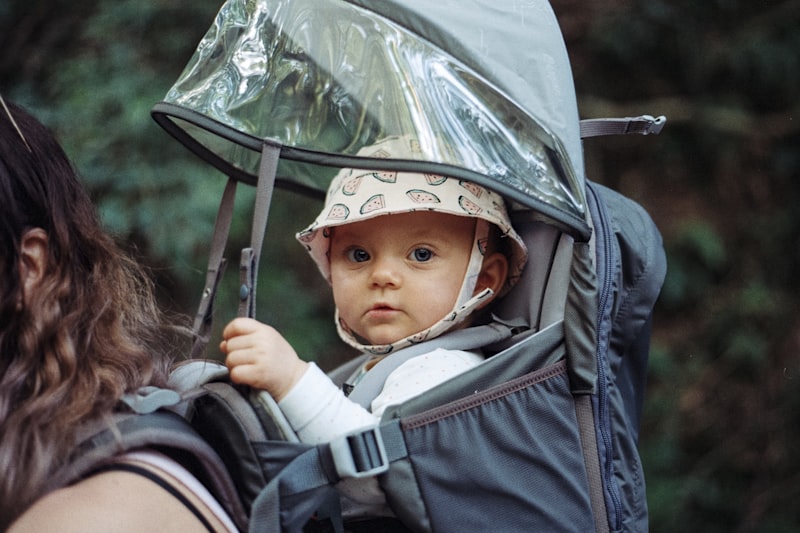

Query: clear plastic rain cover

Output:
[152, 0, 588, 236]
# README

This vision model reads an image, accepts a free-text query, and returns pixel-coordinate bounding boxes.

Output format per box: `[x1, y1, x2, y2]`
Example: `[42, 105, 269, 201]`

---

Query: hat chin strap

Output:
[336, 220, 492, 355]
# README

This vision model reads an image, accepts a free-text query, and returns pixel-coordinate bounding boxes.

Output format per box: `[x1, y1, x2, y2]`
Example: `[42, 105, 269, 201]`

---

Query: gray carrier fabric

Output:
[378, 325, 589, 532]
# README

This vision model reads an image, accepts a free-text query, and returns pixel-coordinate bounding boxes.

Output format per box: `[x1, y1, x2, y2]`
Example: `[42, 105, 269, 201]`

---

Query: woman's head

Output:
[0, 99, 166, 382]
[0, 99, 177, 524]
[0, 98, 82, 320]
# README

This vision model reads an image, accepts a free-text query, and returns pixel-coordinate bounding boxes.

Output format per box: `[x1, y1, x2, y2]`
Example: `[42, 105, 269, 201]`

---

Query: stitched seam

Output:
[401, 360, 567, 430]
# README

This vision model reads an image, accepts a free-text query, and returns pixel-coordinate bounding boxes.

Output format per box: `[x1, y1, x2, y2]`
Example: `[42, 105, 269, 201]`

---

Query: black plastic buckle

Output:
[330, 427, 389, 479]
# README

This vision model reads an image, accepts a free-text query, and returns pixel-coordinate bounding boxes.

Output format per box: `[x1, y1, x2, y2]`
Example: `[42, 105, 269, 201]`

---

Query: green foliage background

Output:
[2, 1, 799, 530]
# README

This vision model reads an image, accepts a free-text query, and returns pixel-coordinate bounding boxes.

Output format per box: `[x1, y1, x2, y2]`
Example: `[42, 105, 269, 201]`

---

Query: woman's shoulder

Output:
[9, 470, 207, 532]
[9, 451, 236, 532]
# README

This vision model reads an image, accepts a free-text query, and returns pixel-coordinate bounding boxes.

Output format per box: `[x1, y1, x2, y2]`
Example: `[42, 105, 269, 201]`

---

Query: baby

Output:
[220, 136, 527, 515]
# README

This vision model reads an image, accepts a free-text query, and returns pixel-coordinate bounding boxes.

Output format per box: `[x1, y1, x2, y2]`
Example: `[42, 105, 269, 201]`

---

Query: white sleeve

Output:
[371, 348, 484, 418]
[278, 363, 388, 510]
[278, 363, 378, 444]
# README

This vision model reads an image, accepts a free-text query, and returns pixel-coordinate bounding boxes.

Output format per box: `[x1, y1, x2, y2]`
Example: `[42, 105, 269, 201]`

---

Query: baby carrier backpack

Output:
[59, 1, 667, 532]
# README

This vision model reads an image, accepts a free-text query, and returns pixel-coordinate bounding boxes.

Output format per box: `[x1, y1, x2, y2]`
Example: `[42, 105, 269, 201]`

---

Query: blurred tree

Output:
[553, 1, 800, 530]
[0, 0, 346, 367]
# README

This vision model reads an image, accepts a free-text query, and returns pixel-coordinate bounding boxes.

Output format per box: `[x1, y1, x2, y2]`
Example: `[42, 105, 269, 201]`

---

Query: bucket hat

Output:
[297, 136, 527, 354]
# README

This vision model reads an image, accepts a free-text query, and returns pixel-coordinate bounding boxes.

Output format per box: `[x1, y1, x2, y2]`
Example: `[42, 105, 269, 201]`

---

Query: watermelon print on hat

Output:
[360, 194, 386, 214]
[406, 190, 441, 204]
[296, 135, 527, 293]
[326, 204, 350, 221]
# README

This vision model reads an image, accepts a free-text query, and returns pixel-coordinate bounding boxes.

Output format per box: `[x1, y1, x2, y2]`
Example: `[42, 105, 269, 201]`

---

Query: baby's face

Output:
[329, 211, 475, 346]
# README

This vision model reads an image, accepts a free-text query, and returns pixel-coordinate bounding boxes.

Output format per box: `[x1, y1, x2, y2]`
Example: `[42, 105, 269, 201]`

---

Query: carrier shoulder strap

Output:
[60, 361, 276, 531]
[54, 409, 249, 531]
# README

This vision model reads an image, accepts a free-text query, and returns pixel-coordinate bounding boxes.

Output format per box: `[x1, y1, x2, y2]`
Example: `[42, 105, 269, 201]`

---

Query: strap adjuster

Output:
[329, 426, 389, 479]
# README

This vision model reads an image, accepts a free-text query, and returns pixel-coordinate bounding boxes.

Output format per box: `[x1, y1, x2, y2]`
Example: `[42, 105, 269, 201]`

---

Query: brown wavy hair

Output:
[0, 100, 184, 527]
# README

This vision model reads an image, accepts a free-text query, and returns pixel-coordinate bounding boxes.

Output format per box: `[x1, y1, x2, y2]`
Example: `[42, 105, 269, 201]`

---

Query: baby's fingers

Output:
[228, 362, 267, 386]
[221, 317, 261, 341]
[223, 345, 251, 367]
[224, 347, 269, 388]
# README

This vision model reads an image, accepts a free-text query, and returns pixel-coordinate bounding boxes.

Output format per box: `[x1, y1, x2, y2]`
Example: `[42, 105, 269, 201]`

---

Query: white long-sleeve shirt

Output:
[278, 348, 483, 518]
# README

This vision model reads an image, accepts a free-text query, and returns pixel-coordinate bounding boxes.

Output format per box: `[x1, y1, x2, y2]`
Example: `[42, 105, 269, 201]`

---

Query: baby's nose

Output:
[368, 256, 401, 287]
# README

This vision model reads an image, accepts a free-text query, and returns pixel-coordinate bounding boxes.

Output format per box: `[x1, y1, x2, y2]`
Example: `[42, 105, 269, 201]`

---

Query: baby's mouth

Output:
[365, 303, 399, 319]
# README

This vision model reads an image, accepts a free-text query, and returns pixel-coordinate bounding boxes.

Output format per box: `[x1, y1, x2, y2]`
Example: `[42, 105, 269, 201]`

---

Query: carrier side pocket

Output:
[382, 360, 598, 533]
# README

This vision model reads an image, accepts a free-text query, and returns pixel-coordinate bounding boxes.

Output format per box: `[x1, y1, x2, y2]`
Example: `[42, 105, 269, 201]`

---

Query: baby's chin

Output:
[355, 326, 402, 346]
[365, 328, 432, 347]
[362, 334, 402, 346]
[356, 328, 409, 347]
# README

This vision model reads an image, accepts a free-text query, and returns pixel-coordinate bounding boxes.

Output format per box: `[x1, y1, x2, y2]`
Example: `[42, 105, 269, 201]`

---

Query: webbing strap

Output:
[248, 420, 406, 533]
[190, 178, 237, 359]
[191, 140, 281, 357]
[574, 395, 610, 533]
[238, 141, 280, 319]
[580, 115, 666, 138]
[564, 242, 599, 394]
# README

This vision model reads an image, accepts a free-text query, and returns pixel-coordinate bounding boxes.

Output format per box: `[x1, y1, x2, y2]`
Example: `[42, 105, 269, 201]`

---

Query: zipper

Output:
[588, 182, 623, 530]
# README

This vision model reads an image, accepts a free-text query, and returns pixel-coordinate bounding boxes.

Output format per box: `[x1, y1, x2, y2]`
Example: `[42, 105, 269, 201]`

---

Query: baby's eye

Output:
[410, 247, 433, 262]
[346, 247, 371, 263]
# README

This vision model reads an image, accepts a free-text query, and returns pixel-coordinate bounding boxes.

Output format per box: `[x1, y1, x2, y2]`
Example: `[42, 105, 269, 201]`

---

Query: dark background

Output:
[2, 1, 798, 530]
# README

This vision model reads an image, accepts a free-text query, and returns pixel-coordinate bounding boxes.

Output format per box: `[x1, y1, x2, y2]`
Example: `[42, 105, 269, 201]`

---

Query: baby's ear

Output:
[19, 228, 48, 302]
[474, 252, 509, 308]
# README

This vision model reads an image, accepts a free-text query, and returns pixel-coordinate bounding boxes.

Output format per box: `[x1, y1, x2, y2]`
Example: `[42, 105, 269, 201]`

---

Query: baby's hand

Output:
[220, 317, 308, 401]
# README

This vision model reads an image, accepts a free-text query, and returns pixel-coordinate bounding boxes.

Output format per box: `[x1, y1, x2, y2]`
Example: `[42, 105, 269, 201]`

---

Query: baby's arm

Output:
[220, 317, 309, 401]
[220, 317, 377, 437]
[278, 363, 378, 442]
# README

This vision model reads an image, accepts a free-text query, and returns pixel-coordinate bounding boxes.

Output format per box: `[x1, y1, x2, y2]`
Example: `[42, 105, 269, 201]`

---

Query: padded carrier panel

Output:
[380, 323, 596, 532]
